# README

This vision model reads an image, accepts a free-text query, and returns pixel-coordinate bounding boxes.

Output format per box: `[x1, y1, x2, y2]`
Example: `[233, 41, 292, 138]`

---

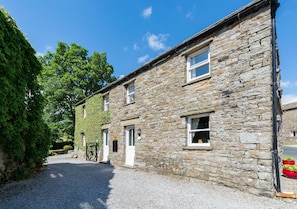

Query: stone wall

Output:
[74, 94, 109, 159]
[282, 103, 297, 145]
[103, 5, 276, 197]
[0, 146, 18, 183]
[75, 2, 281, 197]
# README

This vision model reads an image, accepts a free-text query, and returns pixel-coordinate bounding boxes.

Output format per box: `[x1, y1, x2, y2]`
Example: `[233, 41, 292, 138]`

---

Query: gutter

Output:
[271, 0, 281, 193]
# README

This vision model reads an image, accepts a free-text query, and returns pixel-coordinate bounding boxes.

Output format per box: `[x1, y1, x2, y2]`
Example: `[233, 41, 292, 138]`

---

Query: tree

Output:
[0, 8, 50, 182]
[38, 42, 116, 142]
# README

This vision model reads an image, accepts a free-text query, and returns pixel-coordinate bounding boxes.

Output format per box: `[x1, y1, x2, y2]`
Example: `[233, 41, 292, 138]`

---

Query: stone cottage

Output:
[282, 102, 297, 145]
[75, 0, 282, 197]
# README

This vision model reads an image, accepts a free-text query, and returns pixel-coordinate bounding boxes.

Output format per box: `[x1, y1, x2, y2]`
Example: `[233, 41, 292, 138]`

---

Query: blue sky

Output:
[1, 0, 296, 104]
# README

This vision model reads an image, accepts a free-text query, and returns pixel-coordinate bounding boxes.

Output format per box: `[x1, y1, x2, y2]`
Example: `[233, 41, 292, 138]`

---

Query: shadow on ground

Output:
[0, 155, 114, 209]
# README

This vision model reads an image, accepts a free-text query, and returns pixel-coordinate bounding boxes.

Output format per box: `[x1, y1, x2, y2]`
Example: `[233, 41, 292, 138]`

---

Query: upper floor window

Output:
[82, 104, 86, 118]
[126, 82, 135, 104]
[103, 95, 109, 111]
[187, 47, 210, 82]
[187, 114, 210, 146]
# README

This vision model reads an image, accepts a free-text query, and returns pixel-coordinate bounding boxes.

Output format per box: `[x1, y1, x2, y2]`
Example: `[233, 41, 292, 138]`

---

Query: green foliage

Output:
[74, 94, 109, 151]
[51, 141, 74, 150]
[63, 145, 73, 150]
[38, 42, 116, 143]
[0, 8, 50, 183]
[48, 150, 58, 156]
[283, 157, 295, 161]
[283, 165, 297, 171]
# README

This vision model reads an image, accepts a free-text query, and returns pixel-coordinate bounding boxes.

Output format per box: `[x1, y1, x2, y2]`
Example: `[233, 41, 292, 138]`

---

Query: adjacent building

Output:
[75, 0, 282, 197]
[282, 102, 297, 145]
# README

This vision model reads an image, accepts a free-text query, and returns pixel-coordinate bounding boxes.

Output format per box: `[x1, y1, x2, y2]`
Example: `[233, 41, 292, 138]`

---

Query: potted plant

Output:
[282, 157, 295, 165]
[283, 165, 297, 178]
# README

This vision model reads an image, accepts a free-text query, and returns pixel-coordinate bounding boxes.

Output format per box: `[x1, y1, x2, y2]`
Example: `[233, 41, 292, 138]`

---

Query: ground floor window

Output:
[292, 131, 297, 137]
[187, 114, 210, 146]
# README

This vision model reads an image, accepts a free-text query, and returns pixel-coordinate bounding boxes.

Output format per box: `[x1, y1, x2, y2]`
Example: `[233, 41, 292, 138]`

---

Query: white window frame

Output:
[103, 95, 109, 111]
[187, 46, 210, 82]
[126, 83, 135, 104]
[292, 131, 297, 137]
[187, 114, 210, 147]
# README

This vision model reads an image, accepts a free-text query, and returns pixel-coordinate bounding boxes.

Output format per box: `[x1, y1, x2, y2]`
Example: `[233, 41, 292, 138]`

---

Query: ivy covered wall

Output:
[0, 8, 50, 183]
[74, 94, 110, 152]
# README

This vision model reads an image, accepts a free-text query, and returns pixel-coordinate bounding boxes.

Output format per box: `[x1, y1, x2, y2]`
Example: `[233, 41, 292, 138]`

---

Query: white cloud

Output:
[133, 43, 140, 51]
[45, 45, 53, 51]
[119, 75, 125, 79]
[142, 6, 152, 18]
[281, 80, 291, 88]
[123, 46, 129, 52]
[35, 45, 53, 57]
[186, 12, 193, 19]
[35, 51, 44, 57]
[146, 33, 169, 51]
[138, 54, 149, 63]
[282, 94, 297, 104]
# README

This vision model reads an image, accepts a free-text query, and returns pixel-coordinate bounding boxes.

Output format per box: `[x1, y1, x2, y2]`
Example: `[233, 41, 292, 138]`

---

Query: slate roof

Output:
[283, 102, 297, 111]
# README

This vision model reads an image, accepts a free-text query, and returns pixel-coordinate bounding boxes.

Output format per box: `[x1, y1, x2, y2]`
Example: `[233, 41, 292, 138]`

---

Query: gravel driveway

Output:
[0, 154, 297, 209]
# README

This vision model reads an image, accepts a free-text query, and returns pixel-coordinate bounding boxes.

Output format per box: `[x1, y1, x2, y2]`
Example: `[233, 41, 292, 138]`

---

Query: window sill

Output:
[182, 74, 211, 87]
[182, 146, 212, 151]
[124, 102, 135, 106]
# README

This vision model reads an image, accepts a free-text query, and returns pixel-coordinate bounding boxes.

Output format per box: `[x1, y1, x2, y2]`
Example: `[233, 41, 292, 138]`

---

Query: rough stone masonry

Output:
[75, 1, 281, 197]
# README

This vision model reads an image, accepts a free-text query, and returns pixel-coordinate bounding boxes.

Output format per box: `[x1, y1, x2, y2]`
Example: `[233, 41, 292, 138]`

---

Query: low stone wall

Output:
[0, 146, 5, 183]
[0, 146, 18, 184]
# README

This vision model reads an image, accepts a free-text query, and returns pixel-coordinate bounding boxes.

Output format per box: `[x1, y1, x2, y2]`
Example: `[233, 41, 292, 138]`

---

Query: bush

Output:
[52, 141, 74, 150]
[48, 150, 58, 156]
[63, 145, 73, 151]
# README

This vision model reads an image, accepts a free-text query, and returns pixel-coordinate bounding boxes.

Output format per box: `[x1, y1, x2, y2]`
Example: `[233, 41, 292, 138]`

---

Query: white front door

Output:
[102, 129, 109, 162]
[125, 126, 135, 166]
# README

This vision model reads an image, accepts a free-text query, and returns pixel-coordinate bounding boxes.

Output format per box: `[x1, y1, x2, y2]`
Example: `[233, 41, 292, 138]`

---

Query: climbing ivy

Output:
[74, 94, 110, 151]
[0, 8, 50, 182]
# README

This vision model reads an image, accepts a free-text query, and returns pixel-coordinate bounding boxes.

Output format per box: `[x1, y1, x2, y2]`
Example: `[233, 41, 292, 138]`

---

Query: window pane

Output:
[191, 64, 209, 79]
[105, 130, 109, 146]
[191, 117, 209, 129]
[127, 83, 135, 104]
[191, 131, 209, 143]
[129, 94, 135, 103]
[191, 118, 199, 130]
[190, 50, 208, 66]
[104, 96, 109, 111]
[104, 95, 109, 103]
[128, 84, 135, 94]
[129, 129, 135, 146]
[198, 117, 209, 129]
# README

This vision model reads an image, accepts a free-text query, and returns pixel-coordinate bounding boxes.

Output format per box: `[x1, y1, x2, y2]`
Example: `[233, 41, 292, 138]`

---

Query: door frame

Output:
[125, 125, 135, 166]
[102, 129, 109, 162]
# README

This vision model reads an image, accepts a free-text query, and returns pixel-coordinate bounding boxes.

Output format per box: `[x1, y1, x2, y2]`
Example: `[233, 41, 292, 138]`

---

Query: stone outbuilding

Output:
[75, 0, 282, 197]
[282, 102, 297, 145]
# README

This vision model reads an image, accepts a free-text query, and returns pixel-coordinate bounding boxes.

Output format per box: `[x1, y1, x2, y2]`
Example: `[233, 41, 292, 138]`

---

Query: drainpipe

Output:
[271, 0, 280, 193]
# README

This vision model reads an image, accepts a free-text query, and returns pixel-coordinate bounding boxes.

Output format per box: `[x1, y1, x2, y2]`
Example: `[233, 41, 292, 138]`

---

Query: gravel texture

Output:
[0, 154, 297, 209]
